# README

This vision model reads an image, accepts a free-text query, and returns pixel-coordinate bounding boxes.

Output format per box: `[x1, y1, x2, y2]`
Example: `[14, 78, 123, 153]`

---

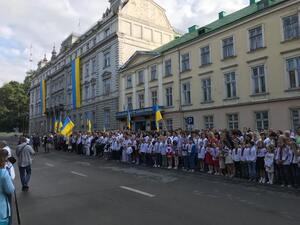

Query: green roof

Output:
[155, 0, 286, 53]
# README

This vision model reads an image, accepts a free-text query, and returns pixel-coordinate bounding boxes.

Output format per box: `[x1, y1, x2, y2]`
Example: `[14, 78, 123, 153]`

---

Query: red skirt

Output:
[204, 152, 213, 165]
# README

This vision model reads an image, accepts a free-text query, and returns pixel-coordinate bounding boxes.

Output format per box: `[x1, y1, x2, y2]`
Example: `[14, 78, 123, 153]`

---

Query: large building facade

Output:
[118, 0, 300, 131]
[29, 0, 176, 134]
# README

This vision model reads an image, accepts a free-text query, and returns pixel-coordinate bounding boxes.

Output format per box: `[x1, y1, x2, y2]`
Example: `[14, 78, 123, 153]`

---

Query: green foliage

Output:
[0, 73, 32, 132]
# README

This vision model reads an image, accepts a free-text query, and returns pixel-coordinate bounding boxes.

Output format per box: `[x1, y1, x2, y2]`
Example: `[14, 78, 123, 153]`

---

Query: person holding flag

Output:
[153, 105, 163, 131]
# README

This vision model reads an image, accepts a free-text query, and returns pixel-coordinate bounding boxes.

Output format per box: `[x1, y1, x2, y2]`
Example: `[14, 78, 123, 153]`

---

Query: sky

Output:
[0, 0, 249, 87]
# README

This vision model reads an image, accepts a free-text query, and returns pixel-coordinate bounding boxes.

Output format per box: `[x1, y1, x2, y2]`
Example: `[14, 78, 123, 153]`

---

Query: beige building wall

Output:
[118, 0, 300, 131]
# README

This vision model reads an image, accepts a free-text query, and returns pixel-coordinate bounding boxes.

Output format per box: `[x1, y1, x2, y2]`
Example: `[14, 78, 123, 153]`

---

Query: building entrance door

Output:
[135, 121, 146, 131]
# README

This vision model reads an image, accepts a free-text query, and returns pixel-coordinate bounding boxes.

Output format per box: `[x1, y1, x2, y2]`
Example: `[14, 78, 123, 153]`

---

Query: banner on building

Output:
[72, 57, 81, 109]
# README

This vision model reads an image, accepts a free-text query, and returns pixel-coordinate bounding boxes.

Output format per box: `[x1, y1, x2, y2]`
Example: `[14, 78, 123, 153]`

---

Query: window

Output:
[91, 84, 96, 98]
[202, 78, 212, 102]
[228, 114, 239, 130]
[104, 27, 110, 38]
[104, 110, 110, 129]
[291, 109, 300, 130]
[150, 65, 157, 80]
[224, 72, 237, 98]
[181, 53, 190, 72]
[166, 119, 173, 131]
[251, 65, 266, 94]
[249, 26, 263, 51]
[126, 75, 132, 88]
[201, 46, 211, 65]
[92, 58, 96, 73]
[86, 42, 90, 50]
[85, 85, 89, 100]
[79, 114, 83, 128]
[222, 36, 234, 58]
[165, 87, 173, 107]
[138, 93, 144, 109]
[127, 96, 133, 110]
[138, 70, 144, 85]
[204, 116, 214, 129]
[104, 52, 111, 68]
[67, 73, 72, 86]
[256, 111, 269, 131]
[92, 112, 96, 129]
[103, 79, 111, 95]
[151, 90, 158, 106]
[165, 59, 172, 76]
[286, 56, 300, 89]
[85, 63, 89, 77]
[68, 93, 71, 105]
[182, 82, 191, 105]
[283, 14, 299, 41]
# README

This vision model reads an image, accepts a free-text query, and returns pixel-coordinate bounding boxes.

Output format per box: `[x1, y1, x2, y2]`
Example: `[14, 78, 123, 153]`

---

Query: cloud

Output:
[0, 0, 248, 87]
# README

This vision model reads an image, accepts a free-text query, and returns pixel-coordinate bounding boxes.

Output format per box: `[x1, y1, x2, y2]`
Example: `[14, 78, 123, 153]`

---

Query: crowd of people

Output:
[36, 127, 300, 188]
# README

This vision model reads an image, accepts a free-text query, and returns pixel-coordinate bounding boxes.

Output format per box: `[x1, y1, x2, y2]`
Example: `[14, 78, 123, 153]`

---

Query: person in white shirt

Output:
[232, 143, 241, 178]
[257, 140, 267, 183]
[247, 142, 257, 181]
[0, 141, 15, 180]
[240, 143, 249, 179]
[264, 145, 275, 184]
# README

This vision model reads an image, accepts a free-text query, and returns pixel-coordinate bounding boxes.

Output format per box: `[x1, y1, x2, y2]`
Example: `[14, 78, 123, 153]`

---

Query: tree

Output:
[0, 73, 32, 132]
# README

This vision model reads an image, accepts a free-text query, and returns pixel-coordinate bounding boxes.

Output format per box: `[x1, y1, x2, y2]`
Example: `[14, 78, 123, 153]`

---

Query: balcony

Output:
[116, 106, 164, 119]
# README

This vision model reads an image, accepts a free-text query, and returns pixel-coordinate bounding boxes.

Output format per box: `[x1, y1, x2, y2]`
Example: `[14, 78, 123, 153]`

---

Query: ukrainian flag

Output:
[127, 109, 131, 129]
[71, 57, 81, 109]
[40, 80, 46, 114]
[87, 113, 92, 133]
[153, 105, 163, 131]
[54, 116, 58, 133]
[60, 117, 75, 136]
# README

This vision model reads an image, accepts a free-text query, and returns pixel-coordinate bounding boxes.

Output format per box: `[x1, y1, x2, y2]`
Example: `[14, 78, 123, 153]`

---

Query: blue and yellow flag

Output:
[71, 57, 81, 109]
[127, 109, 131, 129]
[40, 80, 46, 114]
[86, 112, 92, 133]
[153, 105, 163, 131]
[54, 116, 58, 133]
[61, 117, 75, 137]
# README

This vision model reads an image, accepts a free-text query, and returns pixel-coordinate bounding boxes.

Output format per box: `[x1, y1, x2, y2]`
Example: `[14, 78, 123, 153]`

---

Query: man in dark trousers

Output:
[16, 136, 35, 191]
[32, 134, 40, 153]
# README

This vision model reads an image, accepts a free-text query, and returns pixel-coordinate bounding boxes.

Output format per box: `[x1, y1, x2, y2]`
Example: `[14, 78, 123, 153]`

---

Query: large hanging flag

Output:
[54, 115, 58, 133]
[40, 80, 46, 114]
[71, 57, 81, 109]
[60, 117, 75, 137]
[87, 112, 92, 133]
[153, 105, 163, 131]
[127, 108, 131, 129]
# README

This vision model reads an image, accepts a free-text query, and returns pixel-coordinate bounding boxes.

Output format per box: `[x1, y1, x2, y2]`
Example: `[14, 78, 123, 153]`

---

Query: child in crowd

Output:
[265, 145, 275, 184]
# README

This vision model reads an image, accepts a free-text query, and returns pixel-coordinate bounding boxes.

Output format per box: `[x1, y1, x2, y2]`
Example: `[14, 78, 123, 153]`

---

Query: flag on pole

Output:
[127, 108, 131, 129]
[153, 105, 163, 131]
[60, 117, 75, 136]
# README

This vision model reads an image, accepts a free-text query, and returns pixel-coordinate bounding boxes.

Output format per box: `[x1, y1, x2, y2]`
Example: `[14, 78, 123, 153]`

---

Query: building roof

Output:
[155, 0, 287, 53]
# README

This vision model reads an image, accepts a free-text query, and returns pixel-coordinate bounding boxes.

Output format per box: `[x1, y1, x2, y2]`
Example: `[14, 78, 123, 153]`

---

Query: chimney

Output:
[219, 11, 227, 19]
[250, 0, 259, 5]
[188, 25, 199, 33]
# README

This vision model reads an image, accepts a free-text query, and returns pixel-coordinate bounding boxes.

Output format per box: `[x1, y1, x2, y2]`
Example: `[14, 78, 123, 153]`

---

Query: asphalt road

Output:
[7, 145, 300, 225]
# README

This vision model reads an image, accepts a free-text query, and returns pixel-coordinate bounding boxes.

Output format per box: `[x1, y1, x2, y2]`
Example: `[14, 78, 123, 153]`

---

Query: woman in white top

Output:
[257, 140, 267, 183]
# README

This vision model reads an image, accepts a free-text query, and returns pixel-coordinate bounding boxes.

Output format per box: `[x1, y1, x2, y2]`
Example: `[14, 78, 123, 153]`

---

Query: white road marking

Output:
[120, 186, 155, 198]
[71, 171, 88, 177]
[45, 163, 54, 167]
